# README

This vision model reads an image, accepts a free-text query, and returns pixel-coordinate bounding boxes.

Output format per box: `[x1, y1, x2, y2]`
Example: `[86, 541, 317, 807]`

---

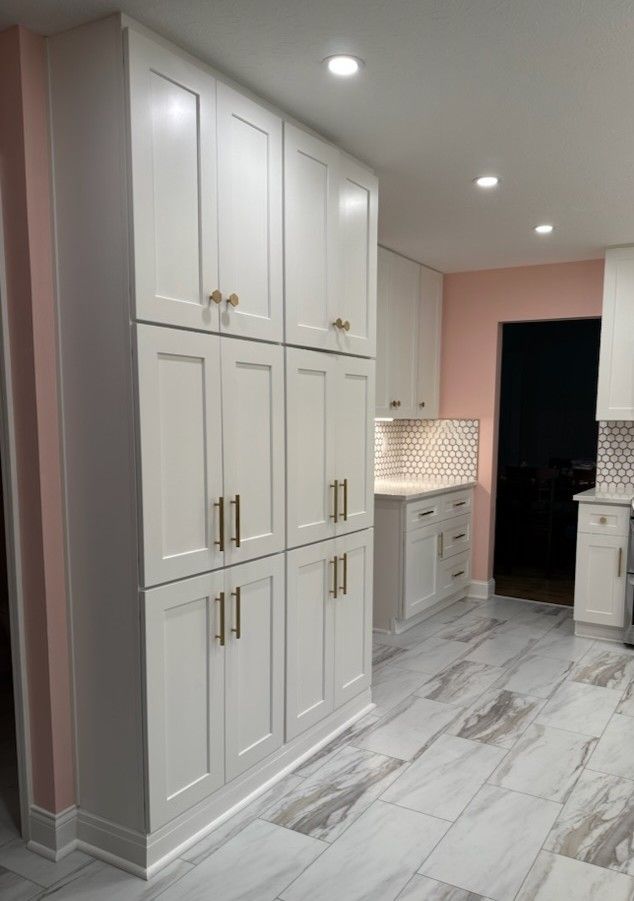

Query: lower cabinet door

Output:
[334, 529, 373, 707]
[404, 523, 441, 619]
[438, 549, 471, 600]
[574, 531, 628, 627]
[144, 571, 225, 830]
[335, 356, 375, 535]
[225, 555, 285, 779]
[286, 540, 336, 740]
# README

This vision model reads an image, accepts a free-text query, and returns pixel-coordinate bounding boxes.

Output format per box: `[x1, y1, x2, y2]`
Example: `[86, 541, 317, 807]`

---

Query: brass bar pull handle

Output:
[438, 532, 444, 558]
[330, 480, 339, 523]
[214, 496, 225, 551]
[231, 494, 241, 547]
[330, 556, 338, 598]
[618, 548, 623, 578]
[454, 501, 467, 507]
[341, 478, 348, 522]
[453, 533, 466, 540]
[231, 586, 241, 639]
[215, 592, 225, 646]
[340, 552, 348, 596]
[452, 570, 465, 579]
[418, 510, 434, 518]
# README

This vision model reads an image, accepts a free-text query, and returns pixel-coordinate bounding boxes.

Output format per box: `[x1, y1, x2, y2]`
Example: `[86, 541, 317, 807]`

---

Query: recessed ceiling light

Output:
[324, 55, 363, 77]
[534, 224, 554, 234]
[474, 175, 499, 188]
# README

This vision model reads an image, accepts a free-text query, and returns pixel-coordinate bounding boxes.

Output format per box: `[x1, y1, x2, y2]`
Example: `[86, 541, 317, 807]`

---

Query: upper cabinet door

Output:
[126, 30, 219, 331]
[221, 338, 285, 565]
[217, 85, 283, 342]
[375, 247, 392, 417]
[335, 356, 375, 535]
[334, 530, 373, 707]
[335, 157, 378, 358]
[416, 265, 443, 419]
[136, 324, 223, 587]
[284, 124, 340, 351]
[596, 246, 634, 420]
[286, 348, 337, 548]
[387, 252, 420, 418]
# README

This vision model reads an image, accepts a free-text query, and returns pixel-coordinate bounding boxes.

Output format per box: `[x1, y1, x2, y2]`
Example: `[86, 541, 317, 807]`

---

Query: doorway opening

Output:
[494, 318, 601, 606]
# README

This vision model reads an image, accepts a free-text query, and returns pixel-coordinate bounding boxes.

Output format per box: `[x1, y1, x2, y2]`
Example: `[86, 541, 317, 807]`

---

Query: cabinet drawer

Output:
[441, 490, 472, 516]
[406, 497, 442, 529]
[578, 503, 630, 537]
[441, 514, 471, 559]
[439, 550, 471, 599]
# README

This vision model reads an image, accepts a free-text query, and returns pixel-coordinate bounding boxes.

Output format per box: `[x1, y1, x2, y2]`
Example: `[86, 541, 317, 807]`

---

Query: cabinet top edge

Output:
[374, 480, 476, 501]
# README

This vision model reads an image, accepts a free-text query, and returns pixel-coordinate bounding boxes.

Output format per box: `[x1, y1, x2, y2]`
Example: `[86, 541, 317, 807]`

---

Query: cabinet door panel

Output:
[286, 348, 337, 548]
[284, 124, 339, 351]
[334, 530, 373, 707]
[144, 571, 224, 830]
[286, 541, 336, 740]
[222, 339, 285, 564]
[388, 253, 420, 418]
[404, 524, 441, 619]
[574, 532, 627, 627]
[137, 325, 223, 586]
[335, 357, 375, 534]
[217, 85, 283, 341]
[225, 556, 284, 779]
[375, 247, 392, 417]
[335, 158, 378, 358]
[127, 30, 218, 331]
[416, 265, 442, 418]
[596, 247, 634, 420]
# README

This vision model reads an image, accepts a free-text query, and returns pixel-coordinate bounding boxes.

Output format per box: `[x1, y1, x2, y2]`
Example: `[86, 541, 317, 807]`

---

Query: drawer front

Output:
[438, 550, 471, 599]
[441, 490, 472, 517]
[406, 497, 442, 529]
[441, 514, 471, 559]
[578, 503, 630, 537]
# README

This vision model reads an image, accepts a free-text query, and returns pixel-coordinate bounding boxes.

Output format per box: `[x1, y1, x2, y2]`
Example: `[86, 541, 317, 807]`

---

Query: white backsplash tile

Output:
[596, 421, 634, 494]
[374, 419, 479, 481]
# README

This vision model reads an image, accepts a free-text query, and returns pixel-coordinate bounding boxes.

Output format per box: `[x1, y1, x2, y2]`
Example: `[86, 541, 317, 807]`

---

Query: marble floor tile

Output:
[587, 714, 634, 781]
[397, 874, 488, 899]
[492, 655, 573, 699]
[354, 697, 460, 760]
[371, 665, 430, 715]
[381, 734, 505, 820]
[464, 627, 539, 668]
[280, 800, 449, 901]
[420, 784, 561, 901]
[489, 723, 596, 802]
[36, 858, 193, 900]
[447, 689, 544, 749]
[373, 643, 408, 669]
[545, 769, 634, 875]
[434, 617, 503, 644]
[398, 637, 472, 676]
[617, 681, 634, 716]
[516, 851, 634, 901]
[162, 819, 325, 901]
[572, 646, 634, 690]
[416, 660, 505, 708]
[0, 866, 40, 901]
[265, 744, 403, 841]
[295, 713, 381, 779]
[0, 841, 92, 889]
[536, 681, 622, 737]
[475, 597, 544, 621]
[374, 620, 449, 649]
[532, 626, 595, 662]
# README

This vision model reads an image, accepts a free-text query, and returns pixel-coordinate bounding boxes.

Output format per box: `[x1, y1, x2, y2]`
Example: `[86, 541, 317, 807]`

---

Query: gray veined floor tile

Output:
[544, 769, 634, 875]
[572, 646, 634, 690]
[381, 734, 505, 820]
[618, 681, 634, 716]
[420, 784, 561, 901]
[373, 643, 409, 669]
[162, 819, 325, 901]
[587, 713, 634, 781]
[446, 688, 544, 749]
[535, 681, 622, 737]
[264, 744, 403, 842]
[294, 713, 381, 779]
[0, 841, 92, 889]
[398, 637, 472, 676]
[493, 654, 573, 699]
[464, 627, 539, 669]
[280, 800, 450, 901]
[416, 660, 505, 708]
[532, 624, 595, 662]
[36, 858, 193, 900]
[434, 617, 503, 644]
[354, 696, 460, 760]
[489, 723, 597, 802]
[0, 866, 40, 901]
[397, 873, 488, 899]
[371, 665, 430, 716]
[516, 851, 634, 900]
[374, 620, 448, 649]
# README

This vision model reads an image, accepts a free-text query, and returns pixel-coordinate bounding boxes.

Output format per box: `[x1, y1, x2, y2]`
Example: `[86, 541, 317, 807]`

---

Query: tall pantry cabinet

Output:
[48, 15, 376, 876]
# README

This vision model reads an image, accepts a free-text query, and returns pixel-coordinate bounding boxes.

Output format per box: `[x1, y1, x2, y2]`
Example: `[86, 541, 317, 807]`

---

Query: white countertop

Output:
[573, 487, 634, 507]
[374, 478, 476, 501]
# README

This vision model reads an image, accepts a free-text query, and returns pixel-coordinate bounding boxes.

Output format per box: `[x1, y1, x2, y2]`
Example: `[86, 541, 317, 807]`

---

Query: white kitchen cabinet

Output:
[286, 348, 374, 547]
[596, 246, 634, 420]
[574, 499, 629, 633]
[375, 247, 391, 414]
[416, 265, 442, 418]
[286, 529, 372, 739]
[404, 523, 441, 619]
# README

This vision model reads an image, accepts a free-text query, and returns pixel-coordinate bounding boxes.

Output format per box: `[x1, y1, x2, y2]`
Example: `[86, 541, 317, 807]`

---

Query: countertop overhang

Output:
[374, 479, 476, 501]
[573, 487, 634, 507]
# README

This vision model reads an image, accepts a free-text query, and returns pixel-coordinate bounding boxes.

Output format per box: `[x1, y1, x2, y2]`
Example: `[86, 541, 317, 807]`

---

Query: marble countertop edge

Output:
[374, 478, 477, 501]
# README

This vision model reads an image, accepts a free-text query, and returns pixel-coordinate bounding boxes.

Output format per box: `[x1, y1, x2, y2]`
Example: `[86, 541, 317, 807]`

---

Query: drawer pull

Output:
[330, 480, 339, 522]
[453, 532, 466, 540]
[453, 500, 467, 508]
[452, 570, 465, 578]
[618, 548, 623, 578]
[418, 509, 434, 518]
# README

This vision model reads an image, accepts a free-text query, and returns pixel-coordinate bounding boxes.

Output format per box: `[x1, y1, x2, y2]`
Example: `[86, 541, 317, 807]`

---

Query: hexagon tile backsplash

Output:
[596, 421, 634, 494]
[375, 419, 479, 481]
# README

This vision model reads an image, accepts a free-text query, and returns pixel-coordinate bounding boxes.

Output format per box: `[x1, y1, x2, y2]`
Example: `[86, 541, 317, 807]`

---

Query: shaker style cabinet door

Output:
[574, 532, 628, 628]
[286, 541, 336, 740]
[335, 157, 378, 358]
[404, 523, 441, 619]
[333, 530, 373, 707]
[221, 338, 285, 565]
[224, 555, 285, 779]
[136, 325, 223, 586]
[334, 356, 375, 535]
[216, 84, 283, 342]
[284, 124, 340, 351]
[416, 265, 442, 419]
[387, 251, 420, 418]
[286, 348, 337, 548]
[375, 247, 392, 417]
[596, 246, 634, 420]
[144, 570, 225, 830]
[126, 30, 219, 331]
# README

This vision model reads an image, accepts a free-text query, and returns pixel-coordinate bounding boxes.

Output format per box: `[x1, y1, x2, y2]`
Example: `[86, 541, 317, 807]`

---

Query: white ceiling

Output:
[2, 0, 634, 272]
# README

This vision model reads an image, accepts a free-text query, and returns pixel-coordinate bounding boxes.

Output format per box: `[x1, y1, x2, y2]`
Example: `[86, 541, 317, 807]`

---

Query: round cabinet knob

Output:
[419, 401, 426, 408]
[390, 400, 402, 408]
[227, 293, 240, 307]
[333, 317, 350, 330]
[599, 516, 607, 524]
[209, 289, 222, 304]
[342, 319, 351, 331]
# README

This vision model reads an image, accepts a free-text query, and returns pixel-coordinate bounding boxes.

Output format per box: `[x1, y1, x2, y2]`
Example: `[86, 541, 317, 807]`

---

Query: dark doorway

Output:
[494, 319, 601, 606]
[0, 463, 19, 839]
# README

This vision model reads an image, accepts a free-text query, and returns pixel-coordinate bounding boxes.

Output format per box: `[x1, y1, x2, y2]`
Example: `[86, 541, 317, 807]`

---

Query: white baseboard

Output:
[574, 620, 625, 643]
[468, 579, 495, 600]
[27, 805, 78, 861]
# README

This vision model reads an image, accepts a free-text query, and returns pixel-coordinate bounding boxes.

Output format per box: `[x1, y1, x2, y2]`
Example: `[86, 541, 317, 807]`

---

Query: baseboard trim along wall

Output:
[468, 579, 496, 600]
[27, 804, 78, 861]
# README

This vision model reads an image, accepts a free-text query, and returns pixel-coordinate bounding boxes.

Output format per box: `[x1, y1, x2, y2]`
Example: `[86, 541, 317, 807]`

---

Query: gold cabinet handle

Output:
[453, 532, 466, 540]
[341, 478, 348, 522]
[452, 570, 465, 579]
[419, 401, 426, 408]
[418, 509, 434, 518]
[599, 516, 607, 525]
[231, 494, 241, 547]
[231, 586, 241, 639]
[618, 548, 623, 578]
[339, 552, 348, 596]
[215, 592, 225, 646]
[213, 496, 225, 551]
[330, 480, 339, 523]
[330, 556, 338, 598]
[390, 400, 401, 408]
[227, 293, 239, 307]
[209, 289, 222, 304]
[454, 500, 467, 507]
[438, 532, 444, 558]
[333, 317, 350, 331]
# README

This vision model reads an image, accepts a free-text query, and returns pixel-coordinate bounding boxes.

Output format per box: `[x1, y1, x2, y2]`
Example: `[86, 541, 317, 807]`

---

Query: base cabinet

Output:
[574, 529, 628, 629]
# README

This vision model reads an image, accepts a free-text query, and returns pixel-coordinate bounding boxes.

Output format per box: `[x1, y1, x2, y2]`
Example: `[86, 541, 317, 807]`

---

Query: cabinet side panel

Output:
[373, 501, 402, 631]
[48, 16, 145, 830]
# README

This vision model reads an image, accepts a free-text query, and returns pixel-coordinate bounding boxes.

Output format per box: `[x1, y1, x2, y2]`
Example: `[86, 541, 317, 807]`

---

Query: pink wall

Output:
[440, 260, 604, 584]
[0, 25, 75, 813]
